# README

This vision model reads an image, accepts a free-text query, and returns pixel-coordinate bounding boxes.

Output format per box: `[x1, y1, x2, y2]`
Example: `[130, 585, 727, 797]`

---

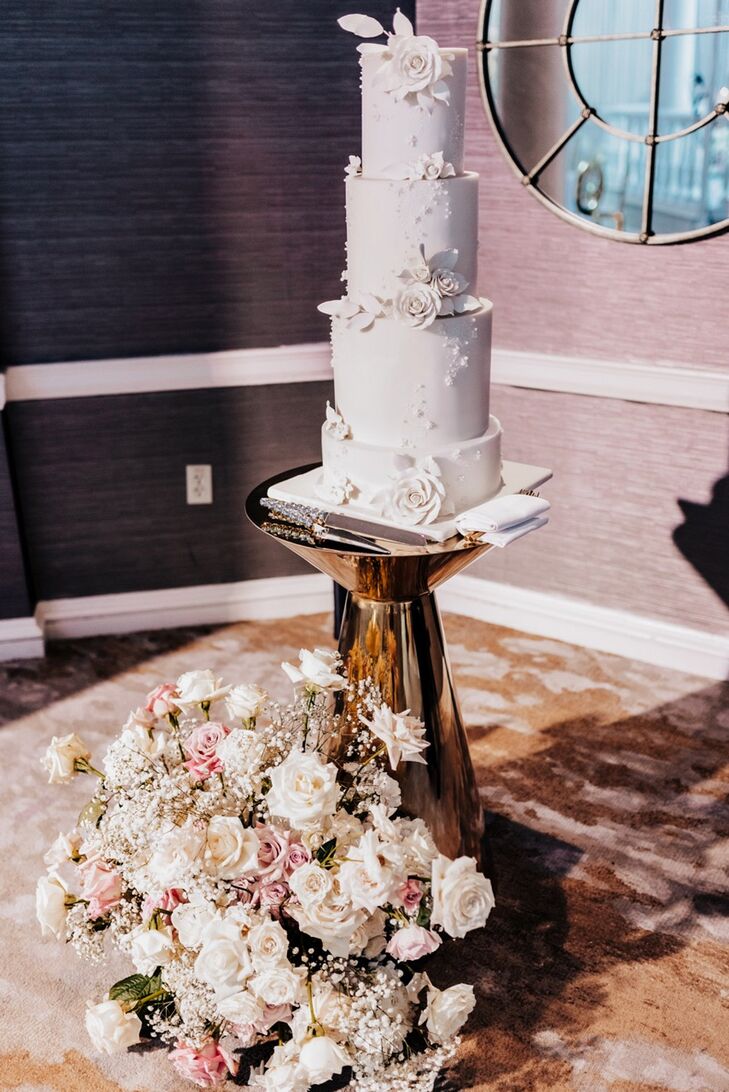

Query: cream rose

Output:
[430, 854, 495, 938]
[299, 1035, 350, 1085]
[41, 733, 92, 784]
[204, 816, 259, 880]
[43, 830, 82, 870]
[85, 999, 141, 1055]
[281, 648, 346, 693]
[288, 886, 366, 958]
[394, 282, 440, 329]
[195, 919, 252, 997]
[288, 862, 333, 908]
[225, 683, 267, 722]
[217, 989, 264, 1026]
[130, 925, 176, 974]
[337, 831, 398, 914]
[266, 750, 339, 828]
[359, 703, 429, 769]
[421, 982, 476, 1042]
[36, 875, 69, 939]
[248, 919, 290, 969]
[175, 669, 230, 708]
[171, 900, 216, 949]
[249, 963, 304, 1007]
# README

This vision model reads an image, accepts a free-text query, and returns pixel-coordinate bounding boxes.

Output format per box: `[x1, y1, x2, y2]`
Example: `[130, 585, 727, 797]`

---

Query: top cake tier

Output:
[361, 48, 467, 178]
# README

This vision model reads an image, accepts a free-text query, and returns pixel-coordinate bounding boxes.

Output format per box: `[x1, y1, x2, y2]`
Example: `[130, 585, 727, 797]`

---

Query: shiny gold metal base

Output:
[247, 465, 502, 862]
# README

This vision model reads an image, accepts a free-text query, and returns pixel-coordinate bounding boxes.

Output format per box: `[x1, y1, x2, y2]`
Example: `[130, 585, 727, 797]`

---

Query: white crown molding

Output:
[439, 575, 729, 681]
[0, 615, 44, 662]
[3, 343, 727, 412]
[4, 572, 725, 680]
[491, 348, 729, 413]
[36, 573, 333, 640]
[5, 343, 332, 402]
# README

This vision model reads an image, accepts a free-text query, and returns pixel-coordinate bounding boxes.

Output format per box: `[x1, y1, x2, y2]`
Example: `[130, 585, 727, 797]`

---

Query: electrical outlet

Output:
[186, 464, 213, 505]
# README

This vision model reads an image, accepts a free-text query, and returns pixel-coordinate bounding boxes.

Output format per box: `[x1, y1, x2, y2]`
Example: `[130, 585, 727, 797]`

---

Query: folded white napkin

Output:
[456, 494, 551, 535]
[476, 514, 549, 548]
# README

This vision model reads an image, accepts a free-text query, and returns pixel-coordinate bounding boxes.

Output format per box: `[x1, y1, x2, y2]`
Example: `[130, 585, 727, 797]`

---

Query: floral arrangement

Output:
[36, 651, 494, 1090]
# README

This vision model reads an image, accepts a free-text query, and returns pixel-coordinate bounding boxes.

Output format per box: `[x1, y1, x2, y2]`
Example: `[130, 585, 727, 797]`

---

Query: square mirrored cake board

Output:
[267, 460, 553, 544]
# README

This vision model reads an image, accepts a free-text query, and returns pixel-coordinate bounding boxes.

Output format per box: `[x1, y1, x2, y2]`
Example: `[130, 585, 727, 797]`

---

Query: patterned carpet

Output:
[1, 611, 728, 1091]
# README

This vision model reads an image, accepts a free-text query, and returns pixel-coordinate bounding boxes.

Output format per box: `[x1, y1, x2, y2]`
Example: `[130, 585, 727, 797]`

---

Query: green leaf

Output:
[109, 972, 160, 1006]
[78, 797, 106, 829]
[316, 838, 337, 867]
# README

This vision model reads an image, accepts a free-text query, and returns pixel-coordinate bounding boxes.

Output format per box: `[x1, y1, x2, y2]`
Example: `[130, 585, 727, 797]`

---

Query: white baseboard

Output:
[439, 575, 729, 681]
[6, 574, 728, 680]
[36, 574, 333, 641]
[4, 342, 728, 413]
[0, 615, 45, 662]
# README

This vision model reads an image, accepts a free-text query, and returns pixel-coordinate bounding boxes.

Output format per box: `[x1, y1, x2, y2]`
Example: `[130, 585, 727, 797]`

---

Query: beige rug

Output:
[1, 612, 727, 1091]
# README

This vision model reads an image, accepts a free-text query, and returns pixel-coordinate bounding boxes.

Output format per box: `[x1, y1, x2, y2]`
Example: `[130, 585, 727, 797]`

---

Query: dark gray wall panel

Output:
[0, 0, 414, 365]
[0, 416, 32, 618]
[7, 383, 332, 599]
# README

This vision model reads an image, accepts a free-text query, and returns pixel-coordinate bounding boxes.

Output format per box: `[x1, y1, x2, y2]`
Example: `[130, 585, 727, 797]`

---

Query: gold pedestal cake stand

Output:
[247, 463, 549, 863]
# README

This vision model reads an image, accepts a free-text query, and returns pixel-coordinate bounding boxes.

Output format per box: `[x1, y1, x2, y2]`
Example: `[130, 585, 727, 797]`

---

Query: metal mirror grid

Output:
[478, 0, 729, 243]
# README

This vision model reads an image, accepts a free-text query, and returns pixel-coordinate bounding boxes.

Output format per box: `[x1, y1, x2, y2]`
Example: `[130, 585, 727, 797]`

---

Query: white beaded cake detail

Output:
[317, 9, 502, 528]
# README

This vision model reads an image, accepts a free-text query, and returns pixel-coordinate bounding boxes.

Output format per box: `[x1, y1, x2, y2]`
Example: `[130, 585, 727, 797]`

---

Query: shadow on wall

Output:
[674, 471, 729, 614]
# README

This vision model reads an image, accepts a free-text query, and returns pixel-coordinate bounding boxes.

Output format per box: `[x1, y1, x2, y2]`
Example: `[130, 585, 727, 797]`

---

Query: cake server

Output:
[260, 497, 429, 548]
[261, 518, 390, 555]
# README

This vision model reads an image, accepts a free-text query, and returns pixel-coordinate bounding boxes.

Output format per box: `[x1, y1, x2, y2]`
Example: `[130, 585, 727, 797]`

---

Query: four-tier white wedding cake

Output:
[314, 10, 503, 533]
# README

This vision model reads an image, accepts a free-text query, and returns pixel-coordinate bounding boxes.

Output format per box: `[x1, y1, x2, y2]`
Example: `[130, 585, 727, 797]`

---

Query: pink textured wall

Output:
[419, 3, 729, 369]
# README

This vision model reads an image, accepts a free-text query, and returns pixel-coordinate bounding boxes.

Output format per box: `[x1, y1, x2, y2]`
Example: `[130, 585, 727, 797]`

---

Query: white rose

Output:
[41, 733, 92, 784]
[266, 750, 339, 828]
[171, 900, 216, 950]
[299, 1035, 350, 1084]
[217, 989, 264, 1026]
[85, 999, 141, 1055]
[204, 816, 259, 880]
[195, 919, 253, 997]
[384, 34, 442, 99]
[416, 151, 455, 180]
[248, 919, 290, 969]
[431, 267, 468, 298]
[421, 982, 476, 1042]
[288, 887, 366, 958]
[281, 648, 346, 693]
[36, 874, 68, 939]
[122, 706, 157, 732]
[288, 862, 333, 908]
[359, 703, 429, 769]
[43, 830, 82, 870]
[395, 282, 440, 329]
[379, 457, 445, 526]
[348, 909, 387, 959]
[225, 683, 267, 722]
[118, 723, 168, 760]
[176, 669, 231, 707]
[130, 925, 175, 974]
[401, 818, 438, 872]
[255, 1059, 306, 1092]
[338, 831, 398, 914]
[147, 819, 205, 888]
[249, 963, 304, 1007]
[430, 855, 495, 939]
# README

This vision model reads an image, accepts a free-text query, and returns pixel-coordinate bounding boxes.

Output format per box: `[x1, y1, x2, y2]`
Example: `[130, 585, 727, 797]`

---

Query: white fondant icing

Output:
[346, 173, 478, 301]
[361, 49, 467, 178]
[329, 302, 493, 450]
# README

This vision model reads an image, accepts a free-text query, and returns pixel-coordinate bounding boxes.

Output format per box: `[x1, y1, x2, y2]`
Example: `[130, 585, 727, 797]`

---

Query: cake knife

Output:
[260, 497, 430, 548]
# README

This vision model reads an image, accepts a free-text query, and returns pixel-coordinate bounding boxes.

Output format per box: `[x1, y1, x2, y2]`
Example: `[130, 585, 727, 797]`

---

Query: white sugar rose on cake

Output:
[312, 8, 502, 535]
[37, 646, 493, 1090]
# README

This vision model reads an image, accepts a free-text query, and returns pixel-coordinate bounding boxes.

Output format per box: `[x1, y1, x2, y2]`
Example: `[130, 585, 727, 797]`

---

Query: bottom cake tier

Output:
[319, 415, 503, 527]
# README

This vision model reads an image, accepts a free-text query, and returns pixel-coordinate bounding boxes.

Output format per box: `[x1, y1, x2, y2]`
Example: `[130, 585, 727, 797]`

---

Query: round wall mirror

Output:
[478, 0, 729, 243]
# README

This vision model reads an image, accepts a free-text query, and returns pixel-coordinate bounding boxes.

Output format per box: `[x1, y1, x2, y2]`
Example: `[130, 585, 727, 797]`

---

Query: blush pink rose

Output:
[283, 841, 311, 876]
[386, 924, 441, 961]
[143, 887, 186, 921]
[256, 1003, 293, 1032]
[79, 857, 122, 919]
[183, 722, 230, 780]
[399, 878, 423, 912]
[169, 1041, 237, 1087]
[256, 825, 290, 879]
[145, 682, 180, 718]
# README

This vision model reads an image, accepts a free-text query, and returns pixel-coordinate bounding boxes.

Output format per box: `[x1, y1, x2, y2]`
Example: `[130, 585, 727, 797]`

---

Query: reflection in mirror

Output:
[480, 0, 729, 243]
